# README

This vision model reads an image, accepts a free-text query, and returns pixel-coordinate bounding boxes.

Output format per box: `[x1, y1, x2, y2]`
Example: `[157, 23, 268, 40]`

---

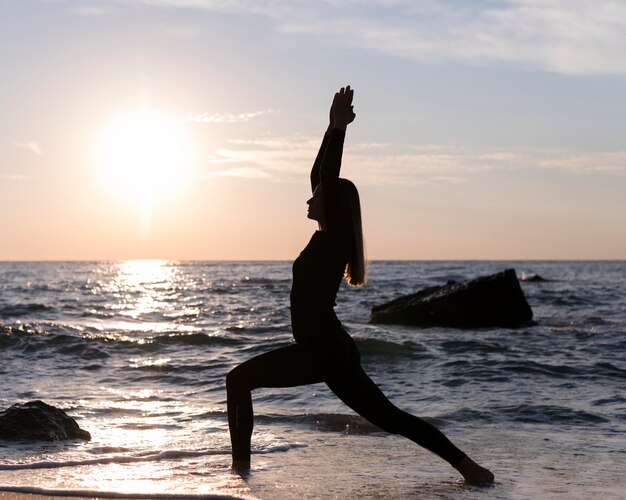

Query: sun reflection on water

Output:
[116, 260, 173, 287]
[80, 385, 235, 495]
[61, 261, 246, 495]
[111, 260, 175, 318]
[106, 261, 199, 327]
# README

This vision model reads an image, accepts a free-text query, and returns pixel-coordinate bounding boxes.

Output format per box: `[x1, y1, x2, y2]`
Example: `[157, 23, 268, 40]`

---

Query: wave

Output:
[1, 326, 239, 351]
[225, 324, 283, 335]
[81, 309, 117, 319]
[254, 411, 442, 434]
[0, 329, 112, 360]
[194, 409, 394, 434]
[89, 446, 133, 454]
[592, 395, 626, 406]
[151, 332, 240, 347]
[87, 406, 172, 418]
[240, 276, 291, 287]
[354, 338, 430, 358]
[255, 412, 382, 434]
[116, 423, 184, 431]
[438, 357, 626, 384]
[535, 290, 595, 307]
[442, 404, 610, 425]
[0, 303, 54, 318]
[126, 361, 228, 375]
[496, 359, 626, 381]
[13, 282, 58, 293]
[592, 362, 626, 378]
[504, 360, 582, 377]
[440, 339, 510, 354]
[501, 404, 611, 424]
[0, 443, 305, 471]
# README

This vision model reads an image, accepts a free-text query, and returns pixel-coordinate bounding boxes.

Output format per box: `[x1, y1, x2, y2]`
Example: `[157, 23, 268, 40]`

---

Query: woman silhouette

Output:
[226, 86, 494, 484]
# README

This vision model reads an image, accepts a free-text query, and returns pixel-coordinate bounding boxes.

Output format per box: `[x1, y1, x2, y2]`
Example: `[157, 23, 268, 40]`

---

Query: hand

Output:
[331, 85, 356, 130]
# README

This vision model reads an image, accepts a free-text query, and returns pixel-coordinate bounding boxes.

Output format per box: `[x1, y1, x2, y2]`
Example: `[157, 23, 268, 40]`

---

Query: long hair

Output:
[337, 178, 367, 287]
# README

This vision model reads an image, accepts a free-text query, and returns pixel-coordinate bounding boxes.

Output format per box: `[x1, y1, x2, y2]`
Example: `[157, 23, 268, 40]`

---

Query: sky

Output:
[1, 0, 625, 260]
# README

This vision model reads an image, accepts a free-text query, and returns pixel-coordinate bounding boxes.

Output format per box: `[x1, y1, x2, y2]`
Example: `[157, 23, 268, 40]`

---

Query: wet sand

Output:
[0, 494, 98, 500]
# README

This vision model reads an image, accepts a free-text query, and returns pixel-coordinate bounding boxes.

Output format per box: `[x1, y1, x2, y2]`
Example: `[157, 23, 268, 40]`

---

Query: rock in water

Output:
[0, 400, 91, 441]
[370, 268, 533, 328]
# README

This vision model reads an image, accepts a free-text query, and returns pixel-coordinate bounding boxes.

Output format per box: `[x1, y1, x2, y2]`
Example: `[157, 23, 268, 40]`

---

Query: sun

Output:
[96, 107, 195, 199]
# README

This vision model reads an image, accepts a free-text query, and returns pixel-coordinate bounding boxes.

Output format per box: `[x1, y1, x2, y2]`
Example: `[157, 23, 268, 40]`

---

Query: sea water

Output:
[1, 260, 625, 499]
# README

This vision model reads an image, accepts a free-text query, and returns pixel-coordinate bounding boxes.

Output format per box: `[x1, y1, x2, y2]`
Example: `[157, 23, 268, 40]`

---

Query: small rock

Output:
[0, 400, 91, 441]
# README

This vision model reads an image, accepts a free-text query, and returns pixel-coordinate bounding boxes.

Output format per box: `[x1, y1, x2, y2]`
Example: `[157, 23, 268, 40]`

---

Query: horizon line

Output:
[1, 258, 625, 263]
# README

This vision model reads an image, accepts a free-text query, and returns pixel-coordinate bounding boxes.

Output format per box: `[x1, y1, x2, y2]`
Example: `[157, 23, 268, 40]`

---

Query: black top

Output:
[290, 129, 349, 344]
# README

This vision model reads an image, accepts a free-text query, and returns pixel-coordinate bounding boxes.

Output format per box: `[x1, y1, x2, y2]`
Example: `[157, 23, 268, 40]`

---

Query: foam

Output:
[0, 444, 303, 471]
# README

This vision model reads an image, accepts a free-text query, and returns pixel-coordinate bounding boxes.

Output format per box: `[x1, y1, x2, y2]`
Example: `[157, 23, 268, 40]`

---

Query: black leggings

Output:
[226, 333, 466, 466]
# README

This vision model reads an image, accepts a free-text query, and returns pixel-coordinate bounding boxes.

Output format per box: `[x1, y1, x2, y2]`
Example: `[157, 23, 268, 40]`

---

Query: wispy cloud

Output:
[71, 5, 108, 16]
[346, 143, 626, 184]
[204, 166, 271, 179]
[118, 0, 626, 75]
[204, 136, 314, 179]
[178, 109, 277, 124]
[12, 141, 43, 156]
[204, 134, 626, 184]
[537, 150, 626, 173]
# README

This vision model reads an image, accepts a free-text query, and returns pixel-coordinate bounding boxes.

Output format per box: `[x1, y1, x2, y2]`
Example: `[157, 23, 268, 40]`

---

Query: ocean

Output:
[1, 260, 625, 499]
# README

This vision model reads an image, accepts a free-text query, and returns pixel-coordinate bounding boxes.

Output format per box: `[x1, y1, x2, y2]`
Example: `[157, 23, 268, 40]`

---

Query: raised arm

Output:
[310, 133, 330, 193]
[310, 101, 336, 192]
[320, 86, 355, 234]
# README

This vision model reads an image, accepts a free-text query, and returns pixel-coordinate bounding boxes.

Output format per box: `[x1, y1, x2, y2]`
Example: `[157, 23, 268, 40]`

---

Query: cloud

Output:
[204, 166, 271, 179]
[178, 109, 277, 124]
[12, 141, 43, 156]
[117, 0, 626, 75]
[204, 137, 315, 179]
[346, 143, 626, 184]
[203, 134, 626, 184]
[536, 150, 626, 173]
[71, 5, 108, 16]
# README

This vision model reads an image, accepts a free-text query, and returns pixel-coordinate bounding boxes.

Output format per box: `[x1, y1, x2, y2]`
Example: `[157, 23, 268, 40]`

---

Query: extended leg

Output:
[326, 365, 466, 466]
[326, 364, 495, 483]
[226, 343, 325, 465]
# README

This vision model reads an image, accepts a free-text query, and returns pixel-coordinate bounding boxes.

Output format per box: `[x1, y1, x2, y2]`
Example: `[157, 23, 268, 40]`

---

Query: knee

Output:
[226, 367, 237, 392]
[226, 365, 246, 393]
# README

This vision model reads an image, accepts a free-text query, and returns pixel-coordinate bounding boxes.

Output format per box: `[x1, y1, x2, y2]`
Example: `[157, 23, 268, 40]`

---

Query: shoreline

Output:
[0, 493, 239, 500]
[1, 494, 102, 500]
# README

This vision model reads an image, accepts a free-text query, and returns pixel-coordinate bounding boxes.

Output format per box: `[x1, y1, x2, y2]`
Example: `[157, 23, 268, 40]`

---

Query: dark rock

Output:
[0, 400, 91, 441]
[370, 268, 533, 328]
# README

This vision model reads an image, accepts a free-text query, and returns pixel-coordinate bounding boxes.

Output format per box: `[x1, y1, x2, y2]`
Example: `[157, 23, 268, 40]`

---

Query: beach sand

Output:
[3, 422, 626, 499]
[0, 494, 100, 500]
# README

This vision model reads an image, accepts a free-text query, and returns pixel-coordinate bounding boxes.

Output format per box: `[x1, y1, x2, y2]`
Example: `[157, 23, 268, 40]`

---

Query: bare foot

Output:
[231, 459, 251, 475]
[455, 456, 494, 485]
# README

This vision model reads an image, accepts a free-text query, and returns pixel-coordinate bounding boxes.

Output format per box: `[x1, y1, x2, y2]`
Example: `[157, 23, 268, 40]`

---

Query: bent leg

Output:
[226, 343, 325, 463]
[326, 365, 466, 466]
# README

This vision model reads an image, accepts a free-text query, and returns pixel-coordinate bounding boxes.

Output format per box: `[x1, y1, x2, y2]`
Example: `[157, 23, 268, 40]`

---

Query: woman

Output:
[226, 86, 494, 484]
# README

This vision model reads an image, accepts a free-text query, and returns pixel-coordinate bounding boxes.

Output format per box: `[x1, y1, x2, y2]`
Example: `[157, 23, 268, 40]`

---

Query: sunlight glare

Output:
[96, 107, 195, 199]
[116, 259, 173, 287]
[112, 260, 175, 319]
